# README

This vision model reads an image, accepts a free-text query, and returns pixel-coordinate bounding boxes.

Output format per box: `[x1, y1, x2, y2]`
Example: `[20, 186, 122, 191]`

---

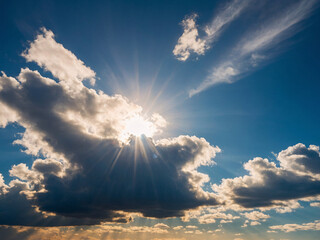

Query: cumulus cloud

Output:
[173, 0, 249, 61]
[173, 14, 208, 61]
[22, 28, 96, 87]
[0, 29, 221, 226]
[310, 202, 320, 207]
[270, 220, 320, 232]
[213, 143, 320, 210]
[241, 211, 270, 221]
[182, 206, 240, 224]
[189, 0, 317, 97]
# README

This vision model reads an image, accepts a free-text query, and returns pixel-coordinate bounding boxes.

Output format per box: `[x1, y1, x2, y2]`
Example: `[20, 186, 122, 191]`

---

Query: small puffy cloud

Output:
[250, 221, 261, 226]
[310, 202, 320, 207]
[173, 226, 184, 230]
[241, 211, 270, 221]
[220, 220, 232, 224]
[182, 206, 240, 224]
[173, 0, 250, 61]
[173, 14, 208, 61]
[186, 225, 198, 229]
[154, 223, 170, 229]
[270, 220, 320, 232]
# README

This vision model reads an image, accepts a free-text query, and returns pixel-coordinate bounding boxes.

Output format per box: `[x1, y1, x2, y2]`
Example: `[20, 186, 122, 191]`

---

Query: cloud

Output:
[173, 0, 249, 61]
[204, 0, 250, 45]
[22, 28, 96, 88]
[189, 0, 317, 97]
[173, 226, 184, 230]
[173, 14, 208, 61]
[0, 224, 175, 240]
[182, 206, 240, 224]
[310, 202, 320, 207]
[0, 29, 221, 226]
[153, 223, 170, 229]
[241, 211, 270, 221]
[270, 220, 320, 232]
[213, 143, 320, 209]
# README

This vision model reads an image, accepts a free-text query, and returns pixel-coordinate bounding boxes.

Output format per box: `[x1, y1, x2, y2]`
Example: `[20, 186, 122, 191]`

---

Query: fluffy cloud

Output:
[173, 0, 250, 61]
[22, 28, 96, 87]
[0, 29, 221, 226]
[173, 14, 208, 61]
[213, 143, 320, 209]
[270, 220, 320, 232]
[182, 207, 240, 224]
[241, 211, 270, 221]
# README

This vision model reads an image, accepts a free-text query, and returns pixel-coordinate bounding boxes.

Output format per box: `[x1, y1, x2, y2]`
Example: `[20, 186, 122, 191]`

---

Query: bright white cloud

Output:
[22, 28, 96, 89]
[173, 14, 207, 61]
[173, 0, 249, 61]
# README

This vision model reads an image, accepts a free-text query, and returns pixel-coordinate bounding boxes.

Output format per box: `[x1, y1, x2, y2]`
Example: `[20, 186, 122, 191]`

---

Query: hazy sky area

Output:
[0, 0, 320, 239]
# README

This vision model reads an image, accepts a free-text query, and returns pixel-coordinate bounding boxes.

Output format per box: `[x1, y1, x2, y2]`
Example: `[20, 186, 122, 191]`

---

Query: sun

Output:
[123, 115, 156, 138]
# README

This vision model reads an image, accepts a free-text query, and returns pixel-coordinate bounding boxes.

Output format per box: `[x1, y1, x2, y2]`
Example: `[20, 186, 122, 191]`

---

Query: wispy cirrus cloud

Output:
[189, 0, 317, 97]
[204, 0, 250, 45]
[173, 0, 250, 61]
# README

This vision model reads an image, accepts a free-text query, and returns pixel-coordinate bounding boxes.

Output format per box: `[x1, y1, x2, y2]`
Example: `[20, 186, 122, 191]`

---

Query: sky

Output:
[0, 0, 320, 239]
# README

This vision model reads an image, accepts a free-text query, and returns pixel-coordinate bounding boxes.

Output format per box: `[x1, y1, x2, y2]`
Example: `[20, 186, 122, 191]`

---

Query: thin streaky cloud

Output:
[239, 0, 316, 54]
[189, 0, 317, 97]
[173, 0, 250, 61]
[205, 0, 251, 44]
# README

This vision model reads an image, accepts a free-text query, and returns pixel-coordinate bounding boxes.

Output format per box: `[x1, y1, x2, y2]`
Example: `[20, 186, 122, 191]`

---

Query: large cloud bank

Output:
[0, 29, 221, 226]
[1, 28, 320, 228]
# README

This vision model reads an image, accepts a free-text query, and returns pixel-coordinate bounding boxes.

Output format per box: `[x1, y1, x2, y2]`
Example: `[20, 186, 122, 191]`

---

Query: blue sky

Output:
[0, 0, 320, 239]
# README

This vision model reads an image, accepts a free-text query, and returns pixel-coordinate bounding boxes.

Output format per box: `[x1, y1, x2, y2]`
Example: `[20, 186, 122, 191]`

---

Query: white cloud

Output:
[186, 225, 198, 229]
[173, 14, 208, 61]
[204, 0, 250, 44]
[173, 226, 184, 230]
[189, 0, 317, 97]
[182, 206, 240, 224]
[241, 211, 270, 221]
[250, 221, 261, 226]
[153, 223, 170, 229]
[270, 220, 320, 232]
[310, 202, 320, 207]
[22, 28, 96, 90]
[173, 0, 249, 61]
